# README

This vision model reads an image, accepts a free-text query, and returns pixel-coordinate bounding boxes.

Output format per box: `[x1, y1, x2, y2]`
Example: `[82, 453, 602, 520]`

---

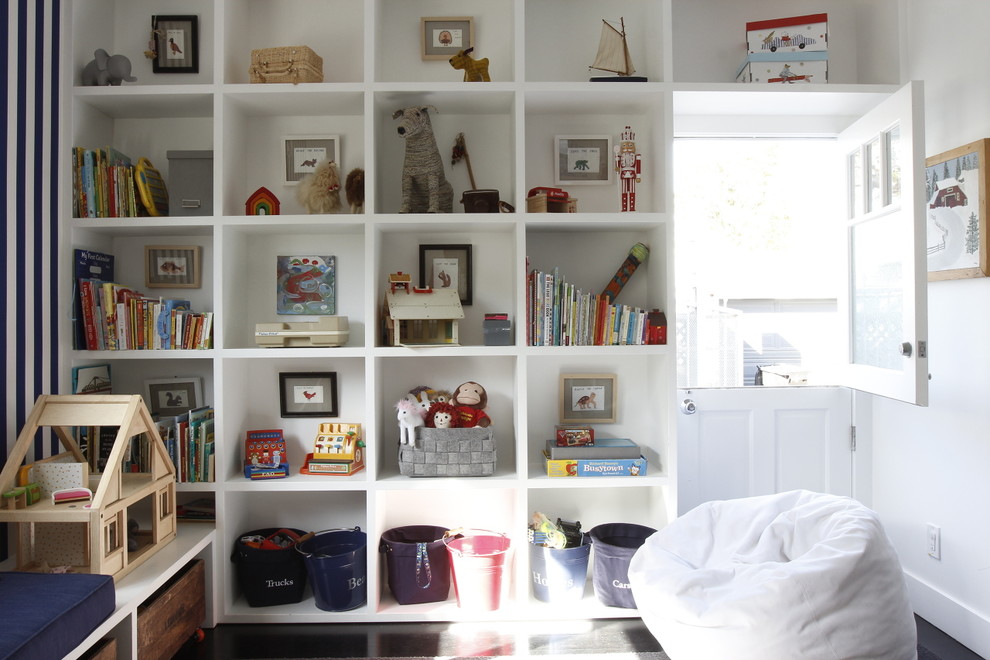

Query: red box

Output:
[555, 425, 594, 447]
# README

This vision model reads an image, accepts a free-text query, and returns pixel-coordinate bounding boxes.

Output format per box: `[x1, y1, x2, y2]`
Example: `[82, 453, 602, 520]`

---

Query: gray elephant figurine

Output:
[81, 49, 137, 86]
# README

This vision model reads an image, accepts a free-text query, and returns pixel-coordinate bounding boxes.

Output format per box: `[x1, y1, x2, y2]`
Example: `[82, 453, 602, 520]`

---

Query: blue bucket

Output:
[589, 523, 656, 609]
[529, 534, 591, 602]
[297, 527, 367, 611]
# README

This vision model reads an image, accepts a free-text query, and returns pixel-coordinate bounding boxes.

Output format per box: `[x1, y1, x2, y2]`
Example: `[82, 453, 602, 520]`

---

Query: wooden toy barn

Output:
[383, 288, 464, 346]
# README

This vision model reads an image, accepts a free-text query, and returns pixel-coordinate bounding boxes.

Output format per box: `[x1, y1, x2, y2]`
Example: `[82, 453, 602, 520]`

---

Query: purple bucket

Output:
[379, 525, 452, 605]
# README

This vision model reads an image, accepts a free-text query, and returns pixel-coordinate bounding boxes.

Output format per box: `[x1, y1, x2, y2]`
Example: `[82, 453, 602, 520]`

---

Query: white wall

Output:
[873, 2, 990, 656]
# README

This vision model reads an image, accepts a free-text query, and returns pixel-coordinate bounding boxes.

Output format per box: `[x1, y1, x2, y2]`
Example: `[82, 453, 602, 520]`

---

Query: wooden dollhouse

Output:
[0, 394, 177, 580]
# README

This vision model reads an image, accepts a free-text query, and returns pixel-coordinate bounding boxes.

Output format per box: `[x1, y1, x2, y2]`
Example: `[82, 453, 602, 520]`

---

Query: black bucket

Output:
[529, 534, 591, 603]
[297, 527, 367, 611]
[588, 523, 657, 609]
[230, 527, 308, 607]
[379, 525, 452, 605]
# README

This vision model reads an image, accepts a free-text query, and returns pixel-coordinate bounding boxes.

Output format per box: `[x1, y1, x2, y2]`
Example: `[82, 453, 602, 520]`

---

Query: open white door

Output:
[838, 81, 929, 406]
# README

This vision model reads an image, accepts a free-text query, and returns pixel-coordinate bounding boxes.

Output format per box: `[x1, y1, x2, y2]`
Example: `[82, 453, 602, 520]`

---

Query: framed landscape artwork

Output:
[926, 138, 990, 280]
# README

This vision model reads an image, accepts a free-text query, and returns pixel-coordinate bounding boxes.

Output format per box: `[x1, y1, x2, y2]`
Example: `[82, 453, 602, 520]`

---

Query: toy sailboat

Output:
[589, 17, 647, 82]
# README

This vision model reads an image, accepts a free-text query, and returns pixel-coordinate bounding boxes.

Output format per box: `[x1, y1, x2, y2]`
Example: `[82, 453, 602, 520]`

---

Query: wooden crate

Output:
[249, 46, 323, 83]
[137, 559, 205, 660]
[80, 637, 117, 660]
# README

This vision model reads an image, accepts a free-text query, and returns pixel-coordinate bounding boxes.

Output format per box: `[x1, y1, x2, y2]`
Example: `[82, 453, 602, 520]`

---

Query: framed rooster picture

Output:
[279, 372, 338, 417]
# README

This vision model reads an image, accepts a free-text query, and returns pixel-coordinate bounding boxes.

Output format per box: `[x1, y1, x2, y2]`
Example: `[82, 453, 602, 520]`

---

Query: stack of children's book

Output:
[154, 405, 215, 483]
[72, 145, 140, 218]
[544, 427, 647, 477]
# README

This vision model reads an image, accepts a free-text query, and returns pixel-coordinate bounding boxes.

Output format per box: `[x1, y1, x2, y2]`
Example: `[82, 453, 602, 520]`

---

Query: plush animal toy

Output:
[345, 167, 365, 214]
[393, 106, 453, 213]
[448, 48, 491, 82]
[396, 399, 426, 446]
[297, 160, 342, 214]
[451, 381, 491, 428]
[405, 386, 434, 417]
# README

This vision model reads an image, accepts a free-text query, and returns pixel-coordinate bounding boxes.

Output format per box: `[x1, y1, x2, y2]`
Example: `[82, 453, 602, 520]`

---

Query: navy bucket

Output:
[588, 523, 656, 609]
[529, 534, 591, 602]
[297, 527, 367, 611]
[379, 525, 452, 605]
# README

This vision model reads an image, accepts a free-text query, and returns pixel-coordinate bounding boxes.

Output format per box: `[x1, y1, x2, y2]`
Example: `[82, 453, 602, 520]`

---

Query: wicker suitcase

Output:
[249, 46, 323, 84]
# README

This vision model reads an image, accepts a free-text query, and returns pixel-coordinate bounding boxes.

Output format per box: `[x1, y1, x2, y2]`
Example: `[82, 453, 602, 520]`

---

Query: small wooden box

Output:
[527, 193, 577, 213]
[137, 559, 205, 660]
[249, 46, 323, 83]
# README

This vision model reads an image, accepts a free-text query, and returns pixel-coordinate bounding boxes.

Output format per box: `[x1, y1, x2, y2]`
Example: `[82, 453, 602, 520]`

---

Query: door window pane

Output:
[887, 125, 901, 204]
[851, 214, 904, 371]
[867, 137, 882, 213]
[849, 149, 863, 218]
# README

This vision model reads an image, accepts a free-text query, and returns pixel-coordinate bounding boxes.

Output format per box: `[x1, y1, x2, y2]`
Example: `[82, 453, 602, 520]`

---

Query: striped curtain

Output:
[2, 0, 61, 561]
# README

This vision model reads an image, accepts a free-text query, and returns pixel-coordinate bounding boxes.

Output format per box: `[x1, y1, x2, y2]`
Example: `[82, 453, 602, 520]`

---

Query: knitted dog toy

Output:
[393, 106, 453, 213]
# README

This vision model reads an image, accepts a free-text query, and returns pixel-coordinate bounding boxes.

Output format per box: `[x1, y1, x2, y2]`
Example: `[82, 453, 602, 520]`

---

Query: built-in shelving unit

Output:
[61, 0, 905, 630]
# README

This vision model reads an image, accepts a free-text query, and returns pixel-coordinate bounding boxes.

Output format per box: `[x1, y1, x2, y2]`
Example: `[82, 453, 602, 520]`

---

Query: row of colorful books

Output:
[155, 405, 215, 483]
[71, 146, 141, 218]
[526, 266, 666, 346]
[76, 277, 212, 351]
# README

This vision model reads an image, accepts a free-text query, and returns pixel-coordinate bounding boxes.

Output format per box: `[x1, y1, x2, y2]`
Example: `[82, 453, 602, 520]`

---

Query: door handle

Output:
[680, 398, 697, 415]
[899, 342, 912, 357]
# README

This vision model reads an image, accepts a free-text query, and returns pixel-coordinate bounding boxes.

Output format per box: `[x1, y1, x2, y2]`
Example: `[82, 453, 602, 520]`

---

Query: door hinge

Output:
[850, 426, 857, 452]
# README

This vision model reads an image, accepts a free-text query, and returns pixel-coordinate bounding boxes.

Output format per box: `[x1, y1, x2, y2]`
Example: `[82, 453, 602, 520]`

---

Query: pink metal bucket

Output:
[443, 530, 511, 611]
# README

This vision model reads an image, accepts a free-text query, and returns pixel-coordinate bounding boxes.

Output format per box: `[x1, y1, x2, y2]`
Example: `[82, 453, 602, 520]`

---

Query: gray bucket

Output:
[529, 534, 591, 602]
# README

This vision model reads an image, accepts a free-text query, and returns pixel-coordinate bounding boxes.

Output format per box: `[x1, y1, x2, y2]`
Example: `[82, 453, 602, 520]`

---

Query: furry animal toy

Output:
[345, 167, 365, 214]
[296, 160, 342, 214]
[393, 106, 453, 213]
[396, 399, 426, 446]
[451, 381, 491, 428]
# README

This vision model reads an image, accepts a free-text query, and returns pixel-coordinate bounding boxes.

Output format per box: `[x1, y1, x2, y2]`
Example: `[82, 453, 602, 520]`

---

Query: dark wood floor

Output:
[174, 616, 985, 659]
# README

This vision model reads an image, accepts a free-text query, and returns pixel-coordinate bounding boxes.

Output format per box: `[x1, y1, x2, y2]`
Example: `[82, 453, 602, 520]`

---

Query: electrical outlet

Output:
[927, 524, 941, 560]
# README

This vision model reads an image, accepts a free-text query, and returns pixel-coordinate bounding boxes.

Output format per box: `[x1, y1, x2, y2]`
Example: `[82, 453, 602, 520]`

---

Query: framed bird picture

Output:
[279, 372, 338, 417]
[151, 15, 199, 74]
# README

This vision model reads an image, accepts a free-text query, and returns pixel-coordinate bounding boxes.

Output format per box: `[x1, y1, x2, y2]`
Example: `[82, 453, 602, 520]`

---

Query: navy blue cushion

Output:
[0, 571, 115, 660]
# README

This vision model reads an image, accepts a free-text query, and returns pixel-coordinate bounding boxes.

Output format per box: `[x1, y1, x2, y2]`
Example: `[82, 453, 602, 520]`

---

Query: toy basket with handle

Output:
[249, 46, 323, 84]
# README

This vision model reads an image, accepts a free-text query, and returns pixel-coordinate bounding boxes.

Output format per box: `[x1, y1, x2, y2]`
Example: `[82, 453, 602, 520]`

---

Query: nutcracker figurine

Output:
[614, 125, 642, 212]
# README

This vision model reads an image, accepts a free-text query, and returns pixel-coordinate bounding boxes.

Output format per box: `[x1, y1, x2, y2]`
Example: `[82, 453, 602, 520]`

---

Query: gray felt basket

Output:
[398, 427, 496, 477]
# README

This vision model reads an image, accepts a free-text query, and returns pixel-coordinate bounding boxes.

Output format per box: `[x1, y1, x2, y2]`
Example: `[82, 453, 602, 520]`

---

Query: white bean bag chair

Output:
[629, 490, 917, 660]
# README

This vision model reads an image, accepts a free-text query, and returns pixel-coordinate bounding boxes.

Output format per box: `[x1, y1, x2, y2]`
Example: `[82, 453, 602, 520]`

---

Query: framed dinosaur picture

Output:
[560, 374, 616, 424]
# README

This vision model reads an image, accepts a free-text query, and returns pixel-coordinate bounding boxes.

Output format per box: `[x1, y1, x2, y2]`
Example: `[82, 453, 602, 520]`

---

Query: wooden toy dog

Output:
[449, 47, 491, 82]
